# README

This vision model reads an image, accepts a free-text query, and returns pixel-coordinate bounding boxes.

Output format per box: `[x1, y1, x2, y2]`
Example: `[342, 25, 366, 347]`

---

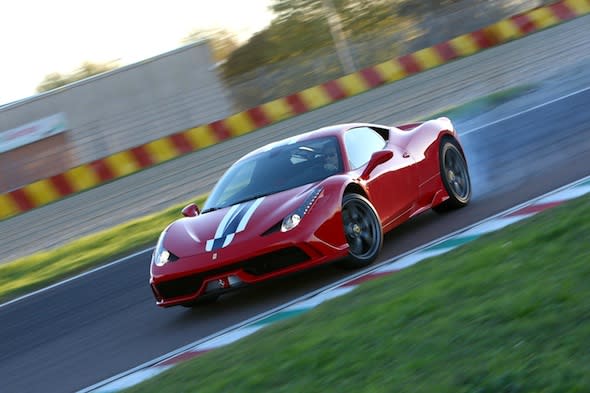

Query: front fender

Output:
[312, 175, 370, 249]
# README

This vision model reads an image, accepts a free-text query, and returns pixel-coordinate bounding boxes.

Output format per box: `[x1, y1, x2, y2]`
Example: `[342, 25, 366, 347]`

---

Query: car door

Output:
[343, 127, 418, 225]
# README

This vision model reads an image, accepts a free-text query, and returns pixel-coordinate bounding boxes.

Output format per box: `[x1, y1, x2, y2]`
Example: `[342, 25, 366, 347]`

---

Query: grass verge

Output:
[125, 192, 590, 393]
[0, 84, 534, 304]
[0, 195, 206, 303]
[425, 84, 537, 121]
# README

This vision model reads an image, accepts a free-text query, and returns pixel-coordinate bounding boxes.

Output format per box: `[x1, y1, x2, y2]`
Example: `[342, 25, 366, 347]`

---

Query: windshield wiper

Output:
[202, 193, 271, 214]
[230, 193, 271, 206]
[201, 206, 221, 214]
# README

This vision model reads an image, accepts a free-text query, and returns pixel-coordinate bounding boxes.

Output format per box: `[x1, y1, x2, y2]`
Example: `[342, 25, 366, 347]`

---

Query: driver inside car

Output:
[323, 145, 339, 172]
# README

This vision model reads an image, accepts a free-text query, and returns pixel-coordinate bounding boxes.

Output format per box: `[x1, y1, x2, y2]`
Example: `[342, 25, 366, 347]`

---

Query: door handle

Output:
[402, 152, 410, 158]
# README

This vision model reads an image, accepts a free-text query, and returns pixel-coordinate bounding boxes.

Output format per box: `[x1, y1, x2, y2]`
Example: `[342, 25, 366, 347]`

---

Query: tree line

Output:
[36, 0, 469, 92]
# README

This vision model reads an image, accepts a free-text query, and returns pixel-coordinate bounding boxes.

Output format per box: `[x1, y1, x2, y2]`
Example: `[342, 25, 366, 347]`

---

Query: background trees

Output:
[181, 28, 239, 63]
[222, 0, 411, 79]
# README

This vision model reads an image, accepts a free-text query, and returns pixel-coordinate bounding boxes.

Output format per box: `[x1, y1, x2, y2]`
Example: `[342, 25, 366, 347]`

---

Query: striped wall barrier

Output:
[1, 0, 589, 221]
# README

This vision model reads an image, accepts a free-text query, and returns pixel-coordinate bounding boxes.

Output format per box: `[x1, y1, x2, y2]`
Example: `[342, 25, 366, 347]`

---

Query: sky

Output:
[0, 0, 275, 106]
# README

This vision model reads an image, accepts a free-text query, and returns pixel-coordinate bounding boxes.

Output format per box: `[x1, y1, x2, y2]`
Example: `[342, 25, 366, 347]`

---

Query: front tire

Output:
[434, 138, 471, 213]
[338, 194, 383, 269]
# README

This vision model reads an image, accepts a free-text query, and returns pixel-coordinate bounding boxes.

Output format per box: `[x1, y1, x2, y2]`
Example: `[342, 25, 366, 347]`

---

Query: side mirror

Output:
[360, 150, 393, 180]
[181, 203, 200, 217]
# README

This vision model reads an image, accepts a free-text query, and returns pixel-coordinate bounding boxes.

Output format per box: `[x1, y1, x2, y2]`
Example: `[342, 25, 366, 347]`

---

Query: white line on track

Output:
[2, 84, 589, 310]
[460, 84, 590, 136]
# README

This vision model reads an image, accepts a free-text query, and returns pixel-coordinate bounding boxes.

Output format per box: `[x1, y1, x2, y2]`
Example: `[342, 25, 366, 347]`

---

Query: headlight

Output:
[281, 213, 301, 232]
[281, 187, 322, 232]
[152, 233, 179, 266]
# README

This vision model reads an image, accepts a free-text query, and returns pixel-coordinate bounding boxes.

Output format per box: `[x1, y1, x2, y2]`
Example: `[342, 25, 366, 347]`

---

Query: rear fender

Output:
[405, 119, 457, 173]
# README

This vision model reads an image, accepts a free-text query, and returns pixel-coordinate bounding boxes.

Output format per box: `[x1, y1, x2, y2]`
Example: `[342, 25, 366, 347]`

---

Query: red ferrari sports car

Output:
[150, 118, 471, 307]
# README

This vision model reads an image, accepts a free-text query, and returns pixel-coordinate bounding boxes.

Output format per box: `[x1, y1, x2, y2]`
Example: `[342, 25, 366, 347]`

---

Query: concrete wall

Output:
[0, 132, 75, 191]
[0, 40, 234, 169]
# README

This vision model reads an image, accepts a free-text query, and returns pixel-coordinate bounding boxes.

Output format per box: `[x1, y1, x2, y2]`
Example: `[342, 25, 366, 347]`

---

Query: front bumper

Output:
[151, 239, 348, 307]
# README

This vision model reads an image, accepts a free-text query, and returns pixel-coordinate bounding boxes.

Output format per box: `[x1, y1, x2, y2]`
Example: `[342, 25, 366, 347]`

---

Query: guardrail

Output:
[0, 0, 588, 221]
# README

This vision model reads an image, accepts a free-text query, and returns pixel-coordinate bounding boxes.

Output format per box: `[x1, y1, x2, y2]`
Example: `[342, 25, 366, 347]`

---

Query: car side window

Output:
[344, 127, 387, 169]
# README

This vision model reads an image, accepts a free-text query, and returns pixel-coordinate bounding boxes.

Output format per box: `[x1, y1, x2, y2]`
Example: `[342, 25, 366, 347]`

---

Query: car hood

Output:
[163, 183, 320, 257]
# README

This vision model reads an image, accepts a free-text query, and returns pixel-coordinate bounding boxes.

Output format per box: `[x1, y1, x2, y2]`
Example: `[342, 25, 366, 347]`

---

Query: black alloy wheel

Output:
[339, 193, 383, 268]
[434, 138, 472, 213]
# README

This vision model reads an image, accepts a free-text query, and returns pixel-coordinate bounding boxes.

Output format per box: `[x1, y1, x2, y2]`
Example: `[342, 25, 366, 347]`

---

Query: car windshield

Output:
[203, 136, 342, 212]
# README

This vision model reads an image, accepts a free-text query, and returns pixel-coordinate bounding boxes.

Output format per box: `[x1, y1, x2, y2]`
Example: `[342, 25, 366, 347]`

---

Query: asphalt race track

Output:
[1, 18, 590, 393]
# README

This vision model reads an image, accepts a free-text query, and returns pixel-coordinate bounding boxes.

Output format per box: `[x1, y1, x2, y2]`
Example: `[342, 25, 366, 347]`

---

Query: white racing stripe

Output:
[206, 203, 241, 251]
[221, 233, 235, 248]
[215, 204, 240, 239]
[206, 196, 265, 252]
[237, 197, 264, 232]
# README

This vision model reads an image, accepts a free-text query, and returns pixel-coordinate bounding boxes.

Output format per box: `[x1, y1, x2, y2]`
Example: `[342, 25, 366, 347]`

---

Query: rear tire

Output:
[433, 138, 471, 213]
[338, 194, 383, 269]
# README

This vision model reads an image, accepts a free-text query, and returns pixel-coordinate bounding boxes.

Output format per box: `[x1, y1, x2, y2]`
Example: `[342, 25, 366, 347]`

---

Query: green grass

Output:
[425, 84, 537, 121]
[0, 85, 534, 304]
[125, 193, 590, 393]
